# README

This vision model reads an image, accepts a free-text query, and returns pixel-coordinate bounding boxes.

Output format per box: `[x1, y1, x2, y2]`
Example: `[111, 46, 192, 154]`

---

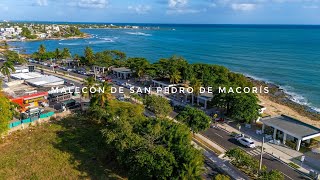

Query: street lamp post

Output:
[259, 137, 265, 171]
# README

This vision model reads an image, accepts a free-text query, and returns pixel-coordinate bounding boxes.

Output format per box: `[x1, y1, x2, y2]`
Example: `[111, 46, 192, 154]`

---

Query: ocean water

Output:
[9, 24, 320, 112]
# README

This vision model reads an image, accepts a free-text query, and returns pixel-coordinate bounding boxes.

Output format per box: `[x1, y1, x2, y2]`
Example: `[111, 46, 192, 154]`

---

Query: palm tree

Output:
[55, 48, 61, 60]
[181, 158, 204, 180]
[82, 77, 96, 99]
[38, 44, 46, 55]
[84, 46, 94, 66]
[73, 54, 80, 67]
[190, 78, 202, 105]
[91, 82, 113, 107]
[61, 48, 71, 59]
[169, 70, 181, 84]
[0, 61, 15, 82]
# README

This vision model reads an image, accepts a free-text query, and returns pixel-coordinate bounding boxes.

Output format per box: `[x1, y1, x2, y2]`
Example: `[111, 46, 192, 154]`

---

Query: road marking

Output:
[214, 133, 223, 138]
[282, 173, 294, 180]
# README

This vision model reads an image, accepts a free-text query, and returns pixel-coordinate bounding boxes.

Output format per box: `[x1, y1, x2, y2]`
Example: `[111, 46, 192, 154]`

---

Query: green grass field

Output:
[0, 116, 125, 180]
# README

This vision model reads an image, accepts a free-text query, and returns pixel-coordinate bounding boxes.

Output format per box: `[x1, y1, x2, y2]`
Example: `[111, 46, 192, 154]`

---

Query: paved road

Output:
[202, 127, 309, 180]
[34, 63, 309, 180]
[30, 63, 89, 79]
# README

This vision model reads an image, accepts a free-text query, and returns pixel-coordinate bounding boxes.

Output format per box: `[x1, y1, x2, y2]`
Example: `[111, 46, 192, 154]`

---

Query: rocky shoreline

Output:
[2, 33, 91, 43]
[249, 77, 320, 121]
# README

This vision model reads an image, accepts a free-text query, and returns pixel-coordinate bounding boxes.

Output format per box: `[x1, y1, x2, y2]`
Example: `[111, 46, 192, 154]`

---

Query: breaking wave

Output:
[125, 32, 152, 36]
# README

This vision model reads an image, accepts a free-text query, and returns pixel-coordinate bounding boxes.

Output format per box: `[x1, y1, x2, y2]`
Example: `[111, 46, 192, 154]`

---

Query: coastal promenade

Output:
[34, 63, 314, 179]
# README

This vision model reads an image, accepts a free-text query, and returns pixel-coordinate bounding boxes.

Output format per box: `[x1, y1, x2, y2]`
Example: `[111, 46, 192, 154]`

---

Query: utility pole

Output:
[259, 137, 264, 171]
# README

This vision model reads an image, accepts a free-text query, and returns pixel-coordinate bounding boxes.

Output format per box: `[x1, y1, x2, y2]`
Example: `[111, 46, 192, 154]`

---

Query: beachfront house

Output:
[261, 115, 320, 151]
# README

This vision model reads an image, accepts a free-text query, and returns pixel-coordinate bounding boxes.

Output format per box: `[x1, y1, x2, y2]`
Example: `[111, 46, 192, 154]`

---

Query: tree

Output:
[176, 106, 211, 133]
[214, 174, 230, 180]
[3, 50, 25, 64]
[126, 57, 150, 80]
[90, 82, 113, 108]
[54, 48, 61, 60]
[99, 102, 205, 179]
[0, 61, 15, 82]
[61, 48, 71, 59]
[169, 69, 181, 84]
[228, 93, 260, 123]
[144, 95, 173, 118]
[94, 50, 113, 67]
[38, 44, 46, 55]
[73, 54, 80, 66]
[259, 170, 284, 180]
[190, 78, 202, 105]
[81, 77, 96, 99]
[84, 46, 95, 66]
[0, 93, 14, 135]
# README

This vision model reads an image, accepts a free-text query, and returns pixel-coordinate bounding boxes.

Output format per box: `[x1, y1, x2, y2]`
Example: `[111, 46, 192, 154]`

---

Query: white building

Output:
[11, 72, 43, 80]
[26, 75, 64, 87]
[5, 27, 15, 33]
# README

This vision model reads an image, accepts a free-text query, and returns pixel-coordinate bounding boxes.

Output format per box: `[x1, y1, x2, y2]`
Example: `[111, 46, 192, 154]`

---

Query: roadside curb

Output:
[217, 124, 312, 177]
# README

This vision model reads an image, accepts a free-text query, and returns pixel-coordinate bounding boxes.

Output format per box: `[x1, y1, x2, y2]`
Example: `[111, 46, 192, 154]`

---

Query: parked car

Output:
[237, 137, 256, 148]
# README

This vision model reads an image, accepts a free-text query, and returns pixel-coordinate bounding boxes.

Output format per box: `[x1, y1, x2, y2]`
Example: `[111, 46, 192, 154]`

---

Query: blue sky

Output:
[0, 0, 320, 24]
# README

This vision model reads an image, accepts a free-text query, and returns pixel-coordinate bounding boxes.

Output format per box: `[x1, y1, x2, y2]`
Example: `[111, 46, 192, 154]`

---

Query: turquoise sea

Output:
[9, 24, 320, 112]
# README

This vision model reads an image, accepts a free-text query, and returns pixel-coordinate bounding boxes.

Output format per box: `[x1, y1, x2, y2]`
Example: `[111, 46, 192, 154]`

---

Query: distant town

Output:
[0, 21, 159, 41]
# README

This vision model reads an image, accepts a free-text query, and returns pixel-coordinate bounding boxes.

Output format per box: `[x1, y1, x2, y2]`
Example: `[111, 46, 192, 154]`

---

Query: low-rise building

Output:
[261, 115, 320, 151]
[112, 67, 133, 79]
[25, 75, 64, 87]
[10, 91, 48, 113]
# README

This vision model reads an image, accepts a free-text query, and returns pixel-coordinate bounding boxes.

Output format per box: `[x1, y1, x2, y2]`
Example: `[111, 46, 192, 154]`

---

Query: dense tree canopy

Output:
[96, 100, 204, 179]
[27, 46, 260, 123]
[176, 106, 211, 133]
[84, 47, 95, 66]
[144, 95, 173, 118]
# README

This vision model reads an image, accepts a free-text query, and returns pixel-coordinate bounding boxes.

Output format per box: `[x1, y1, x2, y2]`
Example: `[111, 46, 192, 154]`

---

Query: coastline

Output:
[249, 78, 320, 127]
[2, 34, 319, 127]
[1, 33, 91, 43]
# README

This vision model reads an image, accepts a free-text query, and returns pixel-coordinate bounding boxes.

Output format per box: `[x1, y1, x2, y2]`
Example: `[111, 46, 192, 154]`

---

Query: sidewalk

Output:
[218, 123, 316, 174]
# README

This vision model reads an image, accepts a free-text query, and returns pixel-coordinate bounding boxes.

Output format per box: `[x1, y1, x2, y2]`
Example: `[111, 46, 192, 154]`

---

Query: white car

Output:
[237, 137, 256, 148]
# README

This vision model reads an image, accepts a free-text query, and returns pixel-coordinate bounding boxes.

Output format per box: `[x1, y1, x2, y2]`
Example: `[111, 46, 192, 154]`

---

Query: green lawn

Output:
[0, 116, 126, 180]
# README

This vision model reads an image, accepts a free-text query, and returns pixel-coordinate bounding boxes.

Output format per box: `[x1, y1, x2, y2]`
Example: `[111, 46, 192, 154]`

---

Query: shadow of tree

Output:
[52, 115, 126, 180]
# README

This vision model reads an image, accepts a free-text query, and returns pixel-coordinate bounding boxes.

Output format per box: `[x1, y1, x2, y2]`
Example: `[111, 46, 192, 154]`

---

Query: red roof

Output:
[11, 92, 48, 101]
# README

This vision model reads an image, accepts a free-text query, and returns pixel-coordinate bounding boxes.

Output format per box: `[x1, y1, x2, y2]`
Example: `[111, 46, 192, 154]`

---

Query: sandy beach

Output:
[258, 94, 320, 128]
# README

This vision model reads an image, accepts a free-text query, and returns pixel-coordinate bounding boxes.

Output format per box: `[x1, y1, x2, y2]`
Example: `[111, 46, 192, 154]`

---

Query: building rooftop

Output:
[11, 72, 43, 80]
[261, 115, 320, 139]
[112, 67, 132, 73]
[25, 75, 64, 87]
[152, 79, 178, 87]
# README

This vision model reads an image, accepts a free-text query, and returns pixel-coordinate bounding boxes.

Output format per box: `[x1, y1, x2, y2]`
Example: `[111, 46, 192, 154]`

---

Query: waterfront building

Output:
[261, 115, 320, 151]
[112, 67, 133, 79]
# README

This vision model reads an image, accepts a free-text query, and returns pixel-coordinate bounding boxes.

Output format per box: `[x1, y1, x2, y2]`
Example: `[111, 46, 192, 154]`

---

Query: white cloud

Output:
[128, 5, 152, 14]
[168, 0, 188, 9]
[74, 0, 109, 9]
[36, 0, 48, 6]
[166, 8, 204, 14]
[167, 0, 204, 14]
[231, 3, 256, 11]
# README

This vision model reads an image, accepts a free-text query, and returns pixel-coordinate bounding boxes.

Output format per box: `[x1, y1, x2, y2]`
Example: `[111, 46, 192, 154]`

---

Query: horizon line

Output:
[4, 20, 320, 26]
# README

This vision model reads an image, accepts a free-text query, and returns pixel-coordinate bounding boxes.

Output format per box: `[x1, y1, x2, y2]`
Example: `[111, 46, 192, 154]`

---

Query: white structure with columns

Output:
[112, 67, 133, 80]
[261, 115, 320, 151]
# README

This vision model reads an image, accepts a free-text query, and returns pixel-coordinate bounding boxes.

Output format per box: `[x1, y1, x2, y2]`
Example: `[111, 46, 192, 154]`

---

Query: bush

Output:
[214, 174, 230, 180]
[288, 162, 300, 169]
